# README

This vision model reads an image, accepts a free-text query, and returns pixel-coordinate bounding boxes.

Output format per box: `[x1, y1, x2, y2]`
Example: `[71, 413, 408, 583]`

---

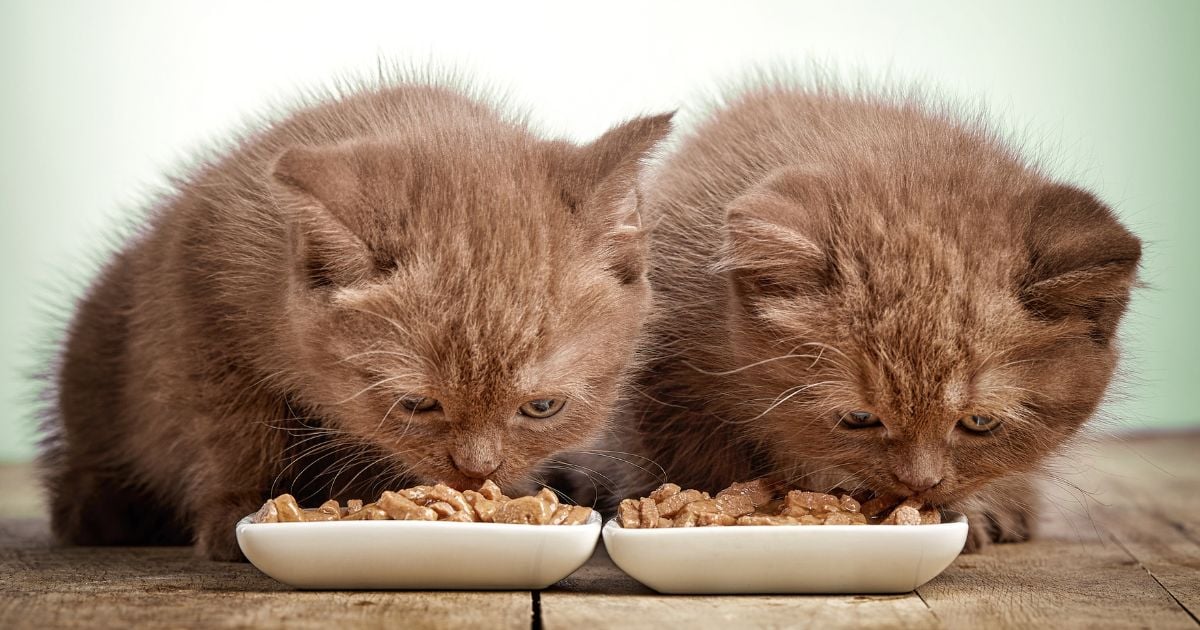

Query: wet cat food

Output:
[618, 479, 941, 528]
[253, 480, 593, 525]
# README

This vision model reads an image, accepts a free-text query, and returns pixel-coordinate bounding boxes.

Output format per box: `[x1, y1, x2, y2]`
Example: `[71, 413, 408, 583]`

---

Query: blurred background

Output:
[1, 1, 1197, 462]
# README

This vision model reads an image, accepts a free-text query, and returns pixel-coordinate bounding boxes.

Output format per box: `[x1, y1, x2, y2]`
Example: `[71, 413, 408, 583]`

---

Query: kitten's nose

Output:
[895, 472, 942, 493]
[451, 453, 501, 479]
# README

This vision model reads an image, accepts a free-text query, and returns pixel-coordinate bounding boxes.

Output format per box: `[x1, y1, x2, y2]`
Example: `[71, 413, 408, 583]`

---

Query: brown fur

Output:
[39, 75, 672, 560]
[629, 80, 1141, 550]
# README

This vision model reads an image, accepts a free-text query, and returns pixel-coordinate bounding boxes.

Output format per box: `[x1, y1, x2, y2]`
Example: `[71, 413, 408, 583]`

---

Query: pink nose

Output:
[451, 454, 501, 479]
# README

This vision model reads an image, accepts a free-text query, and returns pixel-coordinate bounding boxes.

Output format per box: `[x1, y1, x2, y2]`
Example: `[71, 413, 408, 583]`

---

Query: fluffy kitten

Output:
[39, 76, 671, 560]
[630, 81, 1140, 550]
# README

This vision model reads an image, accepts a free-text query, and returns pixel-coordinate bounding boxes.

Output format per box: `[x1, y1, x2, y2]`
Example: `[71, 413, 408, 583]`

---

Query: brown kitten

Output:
[630, 81, 1140, 550]
[39, 76, 672, 560]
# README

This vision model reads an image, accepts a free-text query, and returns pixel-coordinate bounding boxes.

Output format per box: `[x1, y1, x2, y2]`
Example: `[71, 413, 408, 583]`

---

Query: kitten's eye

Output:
[959, 415, 1001, 433]
[518, 398, 566, 419]
[400, 396, 439, 412]
[840, 411, 882, 428]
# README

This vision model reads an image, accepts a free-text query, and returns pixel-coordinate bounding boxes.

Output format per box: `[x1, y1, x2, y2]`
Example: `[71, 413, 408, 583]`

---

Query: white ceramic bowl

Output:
[236, 511, 602, 590]
[603, 511, 968, 594]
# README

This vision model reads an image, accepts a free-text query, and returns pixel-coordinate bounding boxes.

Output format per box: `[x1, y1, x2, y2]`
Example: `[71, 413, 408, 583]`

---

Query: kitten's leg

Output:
[191, 483, 264, 562]
[45, 255, 189, 547]
[959, 475, 1039, 553]
[46, 462, 189, 546]
[188, 409, 287, 562]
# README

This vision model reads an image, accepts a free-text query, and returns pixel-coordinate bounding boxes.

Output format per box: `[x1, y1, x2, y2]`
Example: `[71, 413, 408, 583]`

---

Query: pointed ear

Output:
[716, 169, 834, 300]
[270, 146, 377, 290]
[572, 112, 675, 199]
[1019, 184, 1142, 343]
[563, 112, 674, 284]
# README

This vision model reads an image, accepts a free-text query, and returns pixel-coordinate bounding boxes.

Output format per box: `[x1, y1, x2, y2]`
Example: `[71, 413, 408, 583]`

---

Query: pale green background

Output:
[1, 1, 1197, 462]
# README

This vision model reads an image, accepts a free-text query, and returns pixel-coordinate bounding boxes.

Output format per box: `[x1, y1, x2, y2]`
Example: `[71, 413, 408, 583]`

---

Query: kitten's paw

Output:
[193, 509, 249, 562]
[962, 503, 1034, 553]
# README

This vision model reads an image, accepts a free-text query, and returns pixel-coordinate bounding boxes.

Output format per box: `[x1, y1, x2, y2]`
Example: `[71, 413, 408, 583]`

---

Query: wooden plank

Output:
[541, 547, 940, 629]
[1078, 434, 1200, 621]
[915, 436, 1200, 629]
[918, 538, 1194, 629]
[0, 518, 531, 630]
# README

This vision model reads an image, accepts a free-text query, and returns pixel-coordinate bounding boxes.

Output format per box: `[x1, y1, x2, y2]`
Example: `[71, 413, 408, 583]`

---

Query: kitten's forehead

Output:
[340, 254, 627, 393]
[837, 247, 1013, 418]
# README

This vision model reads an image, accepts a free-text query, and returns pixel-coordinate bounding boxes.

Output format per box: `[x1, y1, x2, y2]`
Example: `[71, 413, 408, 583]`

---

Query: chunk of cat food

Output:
[618, 499, 641, 529]
[427, 501, 458, 518]
[822, 512, 866, 525]
[377, 491, 438, 521]
[698, 512, 737, 526]
[363, 505, 390, 520]
[464, 490, 500, 523]
[562, 505, 592, 525]
[340, 504, 388, 520]
[549, 504, 573, 525]
[253, 499, 279, 524]
[345, 499, 364, 515]
[427, 484, 473, 515]
[535, 488, 560, 508]
[478, 479, 505, 502]
[273, 494, 304, 523]
[638, 497, 661, 528]
[715, 479, 775, 507]
[648, 483, 682, 502]
[785, 490, 842, 514]
[493, 495, 555, 525]
[618, 481, 942, 528]
[887, 505, 922, 526]
[300, 499, 341, 522]
[398, 485, 433, 503]
[656, 488, 706, 517]
[714, 493, 754, 518]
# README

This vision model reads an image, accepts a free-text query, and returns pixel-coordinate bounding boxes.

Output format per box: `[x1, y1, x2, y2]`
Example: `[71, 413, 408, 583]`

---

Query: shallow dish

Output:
[236, 511, 601, 590]
[603, 511, 968, 594]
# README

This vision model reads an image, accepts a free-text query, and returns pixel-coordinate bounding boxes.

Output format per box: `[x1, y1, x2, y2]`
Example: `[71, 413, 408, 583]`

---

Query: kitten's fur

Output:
[630, 81, 1140, 550]
[39, 76, 671, 560]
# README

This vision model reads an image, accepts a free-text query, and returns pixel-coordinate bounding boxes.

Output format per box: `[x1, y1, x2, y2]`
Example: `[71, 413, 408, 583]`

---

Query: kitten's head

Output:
[717, 165, 1141, 505]
[269, 111, 672, 493]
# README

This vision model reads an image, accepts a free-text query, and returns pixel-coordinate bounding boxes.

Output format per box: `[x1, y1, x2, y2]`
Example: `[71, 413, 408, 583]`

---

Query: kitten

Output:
[630, 81, 1140, 550]
[39, 76, 672, 560]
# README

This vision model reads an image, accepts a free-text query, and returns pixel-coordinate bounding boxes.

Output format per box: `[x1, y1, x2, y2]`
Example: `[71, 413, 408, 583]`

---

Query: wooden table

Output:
[2, 432, 1197, 629]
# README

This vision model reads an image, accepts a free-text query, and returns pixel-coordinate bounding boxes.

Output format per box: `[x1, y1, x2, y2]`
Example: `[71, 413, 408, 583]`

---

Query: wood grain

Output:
[0, 518, 530, 630]
[1077, 436, 1200, 621]
[3, 433, 1199, 629]
[542, 535, 939, 629]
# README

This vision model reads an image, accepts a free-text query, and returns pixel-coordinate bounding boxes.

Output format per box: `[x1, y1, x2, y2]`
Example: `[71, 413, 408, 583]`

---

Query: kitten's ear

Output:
[1020, 184, 1142, 343]
[716, 169, 833, 299]
[270, 146, 378, 290]
[565, 112, 674, 284]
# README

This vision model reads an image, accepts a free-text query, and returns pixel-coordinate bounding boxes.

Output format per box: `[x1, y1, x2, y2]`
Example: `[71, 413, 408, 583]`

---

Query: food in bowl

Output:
[616, 479, 941, 528]
[252, 480, 593, 525]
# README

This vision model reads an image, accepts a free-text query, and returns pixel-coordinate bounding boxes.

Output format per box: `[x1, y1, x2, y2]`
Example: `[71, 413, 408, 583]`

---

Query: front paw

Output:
[962, 502, 1034, 553]
[193, 508, 250, 562]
